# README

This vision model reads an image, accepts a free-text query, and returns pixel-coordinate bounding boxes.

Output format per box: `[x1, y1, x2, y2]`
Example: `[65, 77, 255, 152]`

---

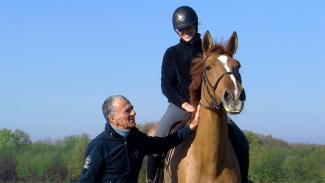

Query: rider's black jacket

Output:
[161, 33, 202, 107]
[78, 122, 192, 183]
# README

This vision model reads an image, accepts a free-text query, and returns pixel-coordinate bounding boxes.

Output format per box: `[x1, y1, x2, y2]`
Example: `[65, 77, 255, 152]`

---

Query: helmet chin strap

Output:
[194, 22, 198, 32]
[173, 28, 179, 34]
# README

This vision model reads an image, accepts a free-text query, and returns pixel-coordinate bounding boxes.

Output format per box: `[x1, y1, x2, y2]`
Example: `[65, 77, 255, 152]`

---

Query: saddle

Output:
[152, 115, 193, 183]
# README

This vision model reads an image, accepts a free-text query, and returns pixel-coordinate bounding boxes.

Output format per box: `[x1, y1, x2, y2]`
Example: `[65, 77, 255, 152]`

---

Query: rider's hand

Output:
[189, 105, 200, 130]
[181, 102, 196, 113]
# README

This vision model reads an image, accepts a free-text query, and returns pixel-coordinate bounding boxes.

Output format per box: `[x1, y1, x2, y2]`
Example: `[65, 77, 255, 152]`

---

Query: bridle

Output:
[200, 54, 235, 113]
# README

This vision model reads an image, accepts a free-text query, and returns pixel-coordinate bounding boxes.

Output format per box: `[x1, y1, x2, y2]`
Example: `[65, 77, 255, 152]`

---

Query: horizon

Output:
[2, 124, 325, 146]
[1, 1, 324, 145]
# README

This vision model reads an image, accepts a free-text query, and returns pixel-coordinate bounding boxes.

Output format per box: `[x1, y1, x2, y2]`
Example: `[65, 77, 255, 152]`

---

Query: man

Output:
[78, 95, 199, 183]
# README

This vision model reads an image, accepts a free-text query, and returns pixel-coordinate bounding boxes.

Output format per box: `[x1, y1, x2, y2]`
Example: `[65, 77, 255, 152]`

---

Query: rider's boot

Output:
[228, 119, 251, 183]
[146, 154, 162, 183]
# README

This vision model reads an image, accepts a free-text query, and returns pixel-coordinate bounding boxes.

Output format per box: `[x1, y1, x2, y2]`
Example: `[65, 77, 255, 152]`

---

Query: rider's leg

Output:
[155, 103, 188, 137]
[147, 103, 188, 183]
[228, 118, 250, 182]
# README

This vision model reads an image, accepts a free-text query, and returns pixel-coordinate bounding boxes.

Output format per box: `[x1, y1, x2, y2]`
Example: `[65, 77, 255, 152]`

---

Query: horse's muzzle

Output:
[222, 88, 245, 114]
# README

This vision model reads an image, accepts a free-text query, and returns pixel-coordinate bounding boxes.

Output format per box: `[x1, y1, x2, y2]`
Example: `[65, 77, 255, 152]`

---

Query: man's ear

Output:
[108, 114, 115, 124]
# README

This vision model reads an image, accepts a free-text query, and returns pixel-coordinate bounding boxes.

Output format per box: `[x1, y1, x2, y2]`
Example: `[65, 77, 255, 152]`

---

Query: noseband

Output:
[200, 55, 235, 113]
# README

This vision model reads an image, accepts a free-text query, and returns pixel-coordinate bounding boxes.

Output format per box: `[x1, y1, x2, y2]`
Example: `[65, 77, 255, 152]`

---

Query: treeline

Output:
[246, 131, 325, 182]
[0, 129, 89, 182]
[1, 126, 325, 183]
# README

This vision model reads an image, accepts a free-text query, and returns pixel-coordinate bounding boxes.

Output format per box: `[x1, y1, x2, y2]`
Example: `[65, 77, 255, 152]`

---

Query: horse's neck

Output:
[192, 106, 229, 170]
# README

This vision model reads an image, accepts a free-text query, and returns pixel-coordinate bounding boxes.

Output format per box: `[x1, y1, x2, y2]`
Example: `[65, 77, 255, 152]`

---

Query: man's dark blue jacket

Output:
[78, 122, 192, 183]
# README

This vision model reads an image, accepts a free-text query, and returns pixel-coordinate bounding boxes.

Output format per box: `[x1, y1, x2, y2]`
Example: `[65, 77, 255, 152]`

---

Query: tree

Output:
[66, 134, 90, 182]
[0, 155, 16, 182]
[16, 143, 54, 181]
[250, 148, 286, 182]
[0, 128, 31, 181]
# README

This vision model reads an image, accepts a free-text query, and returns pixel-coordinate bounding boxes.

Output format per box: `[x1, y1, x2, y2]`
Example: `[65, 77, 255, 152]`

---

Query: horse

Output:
[160, 31, 246, 183]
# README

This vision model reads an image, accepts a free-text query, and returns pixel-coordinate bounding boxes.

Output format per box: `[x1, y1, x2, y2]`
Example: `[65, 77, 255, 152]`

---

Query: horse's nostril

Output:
[224, 91, 232, 101]
[239, 89, 246, 101]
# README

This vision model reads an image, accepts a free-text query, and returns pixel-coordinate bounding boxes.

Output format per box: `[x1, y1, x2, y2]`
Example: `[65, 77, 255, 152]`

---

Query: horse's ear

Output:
[202, 31, 213, 53]
[225, 31, 238, 55]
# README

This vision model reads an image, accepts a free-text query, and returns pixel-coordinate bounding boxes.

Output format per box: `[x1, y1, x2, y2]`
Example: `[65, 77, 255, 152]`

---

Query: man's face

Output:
[109, 98, 136, 130]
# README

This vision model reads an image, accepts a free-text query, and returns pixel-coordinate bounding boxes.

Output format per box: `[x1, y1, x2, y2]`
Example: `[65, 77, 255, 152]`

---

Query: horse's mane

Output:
[189, 44, 230, 110]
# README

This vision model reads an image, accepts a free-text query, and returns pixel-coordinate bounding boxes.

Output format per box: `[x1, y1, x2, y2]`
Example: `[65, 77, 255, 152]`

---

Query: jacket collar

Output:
[105, 122, 121, 138]
[105, 122, 135, 139]
[179, 33, 201, 47]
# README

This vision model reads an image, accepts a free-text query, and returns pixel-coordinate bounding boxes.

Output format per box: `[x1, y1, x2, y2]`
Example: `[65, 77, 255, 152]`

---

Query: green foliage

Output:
[138, 156, 148, 183]
[246, 131, 325, 183]
[0, 129, 31, 181]
[0, 155, 16, 182]
[65, 134, 90, 182]
[250, 147, 286, 182]
[0, 129, 100, 182]
[16, 143, 55, 181]
[0, 129, 31, 156]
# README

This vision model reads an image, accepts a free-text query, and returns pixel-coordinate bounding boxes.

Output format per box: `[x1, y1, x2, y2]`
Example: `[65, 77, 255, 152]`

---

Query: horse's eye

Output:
[205, 65, 212, 71]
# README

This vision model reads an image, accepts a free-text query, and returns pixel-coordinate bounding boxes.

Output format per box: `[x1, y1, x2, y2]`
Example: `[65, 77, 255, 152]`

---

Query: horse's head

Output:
[190, 31, 246, 114]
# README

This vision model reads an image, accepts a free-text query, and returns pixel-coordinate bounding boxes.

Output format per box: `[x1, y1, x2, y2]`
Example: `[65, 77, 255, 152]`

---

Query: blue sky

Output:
[1, 1, 324, 144]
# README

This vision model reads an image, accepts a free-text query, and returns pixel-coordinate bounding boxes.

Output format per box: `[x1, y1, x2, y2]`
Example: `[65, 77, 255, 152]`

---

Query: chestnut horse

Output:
[161, 31, 246, 183]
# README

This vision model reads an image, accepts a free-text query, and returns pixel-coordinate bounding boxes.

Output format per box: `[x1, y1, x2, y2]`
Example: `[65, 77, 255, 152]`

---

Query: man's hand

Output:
[181, 102, 196, 113]
[189, 105, 200, 130]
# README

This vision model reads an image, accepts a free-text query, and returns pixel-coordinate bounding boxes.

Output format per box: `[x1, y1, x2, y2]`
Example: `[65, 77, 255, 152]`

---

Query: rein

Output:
[200, 54, 234, 113]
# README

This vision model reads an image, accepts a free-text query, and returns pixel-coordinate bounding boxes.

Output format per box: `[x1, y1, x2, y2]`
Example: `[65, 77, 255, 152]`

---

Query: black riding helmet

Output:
[172, 6, 198, 30]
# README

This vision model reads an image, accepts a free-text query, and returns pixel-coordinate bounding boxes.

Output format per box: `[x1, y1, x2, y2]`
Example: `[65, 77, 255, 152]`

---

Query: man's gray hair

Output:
[102, 95, 130, 121]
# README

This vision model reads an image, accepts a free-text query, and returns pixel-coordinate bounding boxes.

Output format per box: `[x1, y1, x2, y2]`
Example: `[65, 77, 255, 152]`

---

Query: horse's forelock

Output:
[210, 44, 231, 57]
